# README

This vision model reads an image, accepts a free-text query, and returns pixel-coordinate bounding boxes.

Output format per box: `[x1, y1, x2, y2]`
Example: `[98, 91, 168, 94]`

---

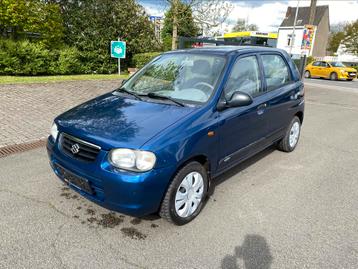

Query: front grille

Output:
[60, 133, 101, 162]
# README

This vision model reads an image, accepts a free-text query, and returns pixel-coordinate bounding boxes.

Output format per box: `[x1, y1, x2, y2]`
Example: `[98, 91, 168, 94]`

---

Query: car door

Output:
[260, 53, 303, 139]
[319, 61, 330, 78]
[310, 61, 321, 77]
[217, 54, 270, 172]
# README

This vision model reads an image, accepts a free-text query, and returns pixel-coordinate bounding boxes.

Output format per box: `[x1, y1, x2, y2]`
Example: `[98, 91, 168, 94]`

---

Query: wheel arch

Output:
[330, 71, 338, 79]
[177, 154, 211, 177]
[295, 111, 304, 124]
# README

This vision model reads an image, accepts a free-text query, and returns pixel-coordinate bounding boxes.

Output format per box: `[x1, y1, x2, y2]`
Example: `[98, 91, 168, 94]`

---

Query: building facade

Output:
[277, 5, 330, 57]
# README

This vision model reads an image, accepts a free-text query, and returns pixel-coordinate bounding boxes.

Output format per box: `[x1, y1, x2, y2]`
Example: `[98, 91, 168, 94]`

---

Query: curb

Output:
[0, 139, 46, 158]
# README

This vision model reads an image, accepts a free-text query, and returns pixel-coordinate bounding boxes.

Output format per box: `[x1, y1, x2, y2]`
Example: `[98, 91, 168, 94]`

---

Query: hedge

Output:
[0, 39, 83, 75]
[132, 52, 162, 68]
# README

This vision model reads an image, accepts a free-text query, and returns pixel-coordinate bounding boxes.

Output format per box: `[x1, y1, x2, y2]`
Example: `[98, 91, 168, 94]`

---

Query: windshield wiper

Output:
[142, 92, 185, 107]
[116, 88, 142, 101]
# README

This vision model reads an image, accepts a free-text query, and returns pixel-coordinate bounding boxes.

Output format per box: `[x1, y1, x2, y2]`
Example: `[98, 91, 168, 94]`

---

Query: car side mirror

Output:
[217, 91, 253, 111]
[228, 91, 253, 107]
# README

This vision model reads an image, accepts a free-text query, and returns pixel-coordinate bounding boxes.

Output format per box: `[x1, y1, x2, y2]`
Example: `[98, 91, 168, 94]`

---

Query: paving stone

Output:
[0, 80, 120, 147]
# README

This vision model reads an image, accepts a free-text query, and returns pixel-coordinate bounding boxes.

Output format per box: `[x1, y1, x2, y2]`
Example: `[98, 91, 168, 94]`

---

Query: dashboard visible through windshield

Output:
[122, 53, 226, 105]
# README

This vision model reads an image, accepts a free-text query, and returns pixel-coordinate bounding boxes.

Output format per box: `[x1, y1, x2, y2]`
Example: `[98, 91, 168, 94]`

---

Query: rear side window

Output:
[224, 56, 262, 99]
[261, 54, 291, 91]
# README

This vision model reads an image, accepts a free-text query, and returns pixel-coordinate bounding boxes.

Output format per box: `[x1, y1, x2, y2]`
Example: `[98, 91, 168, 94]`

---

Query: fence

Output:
[178, 36, 307, 78]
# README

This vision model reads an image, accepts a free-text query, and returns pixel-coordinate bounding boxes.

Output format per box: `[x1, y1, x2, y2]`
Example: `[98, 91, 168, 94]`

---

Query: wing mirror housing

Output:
[121, 79, 127, 86]
[217, 91, 253, 111]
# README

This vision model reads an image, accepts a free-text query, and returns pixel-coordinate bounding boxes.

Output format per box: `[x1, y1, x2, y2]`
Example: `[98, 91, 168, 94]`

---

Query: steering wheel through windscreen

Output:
[193, 82, 214, 97]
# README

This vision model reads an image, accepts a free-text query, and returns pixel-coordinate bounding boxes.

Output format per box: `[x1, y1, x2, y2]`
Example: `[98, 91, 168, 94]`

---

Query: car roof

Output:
[164, 46, 284, 56]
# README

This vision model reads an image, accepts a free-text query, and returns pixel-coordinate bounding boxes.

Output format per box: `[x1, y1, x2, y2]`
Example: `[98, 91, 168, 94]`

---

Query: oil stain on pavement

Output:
[59, 185, 156, 240]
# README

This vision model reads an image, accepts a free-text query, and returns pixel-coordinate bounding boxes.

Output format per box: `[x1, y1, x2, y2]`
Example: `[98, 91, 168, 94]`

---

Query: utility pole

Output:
[308, 0, 317, 25]
[289, 0, 300, 55]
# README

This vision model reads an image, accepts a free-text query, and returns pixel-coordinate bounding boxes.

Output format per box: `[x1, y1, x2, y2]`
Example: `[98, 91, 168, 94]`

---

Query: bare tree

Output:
[232, 18, 258, 32]
[192, 0, 233, 36]
[166, 0, 233, 49]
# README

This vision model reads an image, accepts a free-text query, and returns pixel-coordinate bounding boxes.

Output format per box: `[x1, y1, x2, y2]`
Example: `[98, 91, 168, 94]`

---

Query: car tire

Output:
[159, 161, 208, 225]
[277, 116, 301, 152]
[304, 70, 311, 78]
[330, 72, 338, 81]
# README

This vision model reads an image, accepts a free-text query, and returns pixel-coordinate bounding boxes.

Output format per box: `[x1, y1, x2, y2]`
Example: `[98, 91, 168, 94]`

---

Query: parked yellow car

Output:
[304, 61, 357, 81]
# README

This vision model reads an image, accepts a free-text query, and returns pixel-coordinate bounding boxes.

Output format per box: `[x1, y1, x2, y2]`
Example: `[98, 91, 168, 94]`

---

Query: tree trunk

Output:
[171, 0, 178, 50]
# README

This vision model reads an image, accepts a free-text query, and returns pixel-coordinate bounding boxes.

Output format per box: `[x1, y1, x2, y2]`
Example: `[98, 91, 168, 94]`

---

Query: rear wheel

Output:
[277, 116, 301, 152]
[330, 72, 338, 81]
[159, 161, 208, 225]
[304, 70, 311, 78]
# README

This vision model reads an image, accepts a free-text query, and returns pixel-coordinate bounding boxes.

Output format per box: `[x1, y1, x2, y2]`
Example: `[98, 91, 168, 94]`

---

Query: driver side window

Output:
[224, 56, 261, 100]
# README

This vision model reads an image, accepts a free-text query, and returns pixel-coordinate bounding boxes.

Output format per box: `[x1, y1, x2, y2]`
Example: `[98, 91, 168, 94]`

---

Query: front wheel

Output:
[277, 116, 301, 152]
[330, 72, 338, 81]
[159, 162, 208, 225]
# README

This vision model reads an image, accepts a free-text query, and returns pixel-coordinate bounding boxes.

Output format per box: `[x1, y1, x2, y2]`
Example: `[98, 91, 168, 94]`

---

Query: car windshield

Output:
[122, 53, 226, 104]
[330, 62, 345, 67]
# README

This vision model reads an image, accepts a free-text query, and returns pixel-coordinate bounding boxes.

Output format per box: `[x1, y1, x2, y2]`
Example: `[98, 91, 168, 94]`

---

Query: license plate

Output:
[63, 170, 93, 194]
[349, 73, 356, 76]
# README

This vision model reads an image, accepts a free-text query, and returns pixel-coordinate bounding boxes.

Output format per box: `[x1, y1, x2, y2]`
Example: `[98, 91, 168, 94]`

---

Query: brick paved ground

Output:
[0, 80, 120, 147]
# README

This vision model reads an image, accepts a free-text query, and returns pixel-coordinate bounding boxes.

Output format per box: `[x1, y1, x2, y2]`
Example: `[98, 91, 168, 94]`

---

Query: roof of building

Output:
[280, 5, 329, 27]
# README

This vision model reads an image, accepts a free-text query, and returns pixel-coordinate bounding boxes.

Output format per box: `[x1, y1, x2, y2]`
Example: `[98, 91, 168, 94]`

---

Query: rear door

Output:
[259, 53, 302, 140]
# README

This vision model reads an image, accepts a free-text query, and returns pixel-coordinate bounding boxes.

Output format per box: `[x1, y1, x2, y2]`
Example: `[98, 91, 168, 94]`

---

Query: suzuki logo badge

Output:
[71, 143, 80, 154]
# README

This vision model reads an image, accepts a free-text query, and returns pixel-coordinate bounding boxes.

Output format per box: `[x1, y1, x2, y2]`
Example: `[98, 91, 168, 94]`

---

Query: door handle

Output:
[257, 103, 267, 115]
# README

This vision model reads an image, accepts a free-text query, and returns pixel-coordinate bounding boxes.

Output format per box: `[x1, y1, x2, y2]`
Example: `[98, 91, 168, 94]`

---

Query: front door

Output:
[310, 61, 321, 77]
[217, 54, 269, 172]
[318, 61, 330, 78]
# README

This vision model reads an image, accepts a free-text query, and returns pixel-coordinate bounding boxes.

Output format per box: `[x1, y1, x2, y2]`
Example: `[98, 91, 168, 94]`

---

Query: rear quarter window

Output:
[261, 54, 291, 91]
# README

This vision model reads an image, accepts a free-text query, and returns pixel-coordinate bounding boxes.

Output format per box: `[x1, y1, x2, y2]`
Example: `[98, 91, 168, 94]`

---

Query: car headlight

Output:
[109, 148, 156, 172]
[50, 123, 58, 141]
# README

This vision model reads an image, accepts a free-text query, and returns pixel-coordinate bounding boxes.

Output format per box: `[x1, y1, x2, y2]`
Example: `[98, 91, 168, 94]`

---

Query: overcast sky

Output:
[139, 0, 358, 32]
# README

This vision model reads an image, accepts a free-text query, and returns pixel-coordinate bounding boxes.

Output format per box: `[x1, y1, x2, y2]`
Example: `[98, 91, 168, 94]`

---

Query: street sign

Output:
[111, 40, 126, 75]
[111, 41, 126, 59]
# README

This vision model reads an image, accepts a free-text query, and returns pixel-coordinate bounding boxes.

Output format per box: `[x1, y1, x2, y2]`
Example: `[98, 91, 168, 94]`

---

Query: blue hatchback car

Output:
[47, 46, 304, 225]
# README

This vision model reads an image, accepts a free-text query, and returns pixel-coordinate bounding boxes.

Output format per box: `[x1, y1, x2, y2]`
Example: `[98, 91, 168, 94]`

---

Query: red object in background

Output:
[191, 42, 203, 48]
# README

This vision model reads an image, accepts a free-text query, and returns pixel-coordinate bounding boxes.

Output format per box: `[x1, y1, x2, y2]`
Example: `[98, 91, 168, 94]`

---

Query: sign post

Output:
[110, 39, 126, 75]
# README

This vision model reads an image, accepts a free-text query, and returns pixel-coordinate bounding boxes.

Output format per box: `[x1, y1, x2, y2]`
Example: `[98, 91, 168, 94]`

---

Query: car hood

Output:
[343, 67, 357, 72]
[56, 92, 196, 150]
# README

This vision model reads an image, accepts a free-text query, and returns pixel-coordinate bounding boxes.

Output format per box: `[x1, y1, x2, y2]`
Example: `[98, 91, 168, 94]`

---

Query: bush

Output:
[0, 39, 85, 75]
[132, 52, 162, 68]
[49, 47, 81, 75]
[0, 39, 52, 75]
[307, 56, 315, 65]
[0, 39, 161, 75]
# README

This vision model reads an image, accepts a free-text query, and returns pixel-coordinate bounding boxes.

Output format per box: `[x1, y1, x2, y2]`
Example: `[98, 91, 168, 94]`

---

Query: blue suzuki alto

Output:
[47, 46, 304, 225]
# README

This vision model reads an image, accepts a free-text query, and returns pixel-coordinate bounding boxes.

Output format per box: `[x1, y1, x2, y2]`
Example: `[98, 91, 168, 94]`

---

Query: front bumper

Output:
[47, 136, 175, 217]
[338, 72, 357, 80]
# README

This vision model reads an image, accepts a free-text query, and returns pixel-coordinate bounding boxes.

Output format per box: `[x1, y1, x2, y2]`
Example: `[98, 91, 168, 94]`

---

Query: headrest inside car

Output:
[192, 59, 211, 75]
